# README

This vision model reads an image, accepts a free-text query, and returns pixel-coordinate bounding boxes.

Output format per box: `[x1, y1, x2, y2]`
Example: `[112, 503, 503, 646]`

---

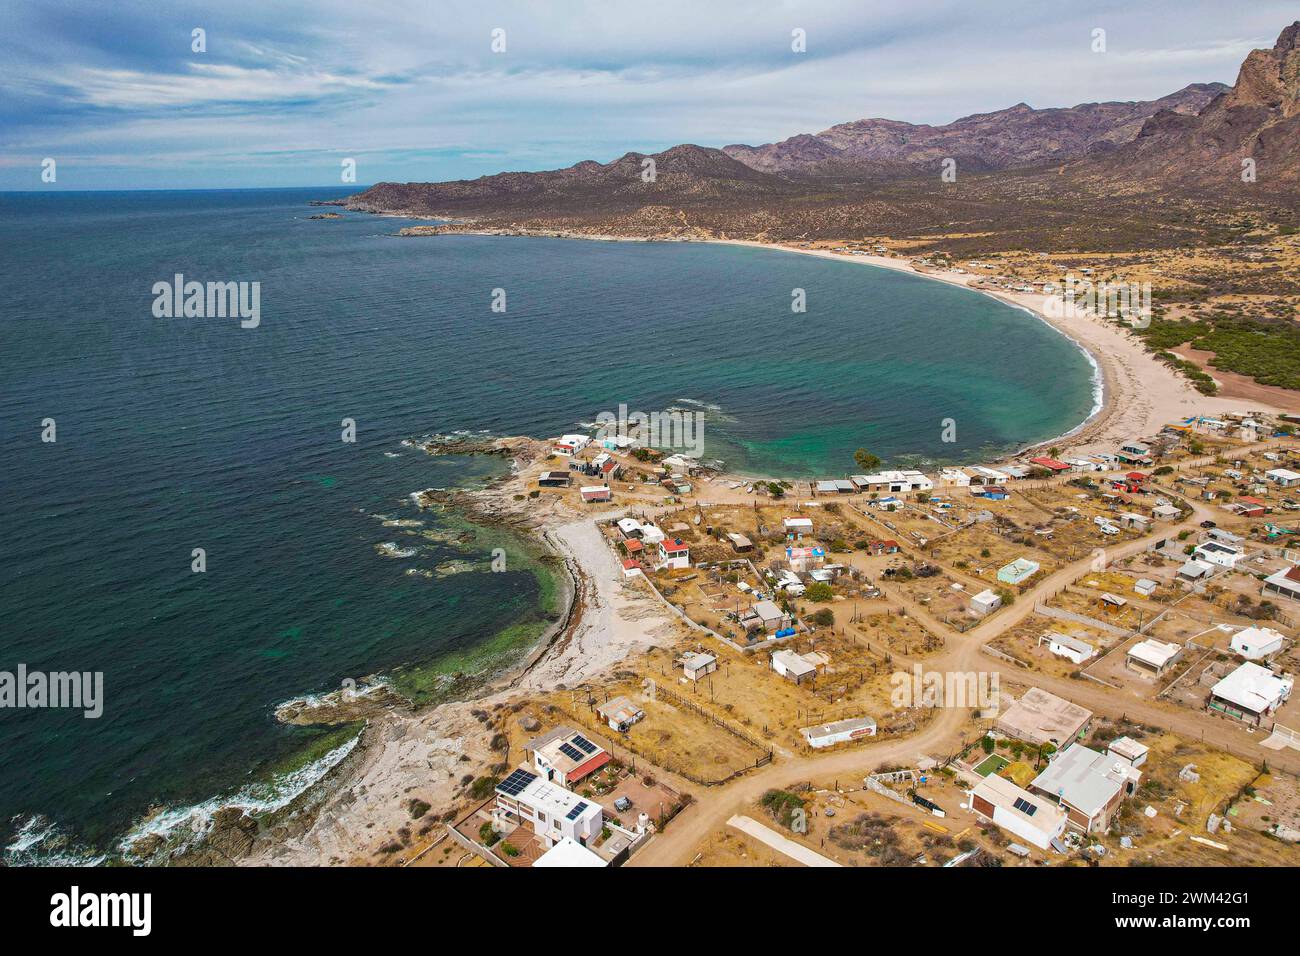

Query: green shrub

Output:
[805, 581, 834, 602]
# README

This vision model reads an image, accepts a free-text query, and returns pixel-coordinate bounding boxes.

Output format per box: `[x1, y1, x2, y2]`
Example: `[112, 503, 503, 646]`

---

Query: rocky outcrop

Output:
[1071, 22, 1300, 195]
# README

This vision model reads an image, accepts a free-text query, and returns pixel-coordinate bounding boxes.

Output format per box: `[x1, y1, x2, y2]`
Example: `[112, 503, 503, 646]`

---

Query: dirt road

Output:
[630, 485, 1297, 866]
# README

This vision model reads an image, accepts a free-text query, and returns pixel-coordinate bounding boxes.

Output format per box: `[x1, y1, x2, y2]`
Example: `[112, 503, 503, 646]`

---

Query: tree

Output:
[805, 581, 834, 602]
[854, 448, 881, 472]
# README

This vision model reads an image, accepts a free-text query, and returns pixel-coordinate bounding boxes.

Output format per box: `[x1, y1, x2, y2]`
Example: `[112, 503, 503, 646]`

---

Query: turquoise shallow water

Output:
[0, 187, 1095, 858]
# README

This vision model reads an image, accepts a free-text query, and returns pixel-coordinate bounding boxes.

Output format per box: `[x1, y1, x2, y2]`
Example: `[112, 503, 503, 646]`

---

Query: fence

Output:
[980, 643, 1030, 669]
[1033, 601, 1129, 637]
[650, 681, 775, 759]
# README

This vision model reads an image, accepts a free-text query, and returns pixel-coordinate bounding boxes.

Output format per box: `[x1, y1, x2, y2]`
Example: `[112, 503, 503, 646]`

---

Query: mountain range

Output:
[343, 22, 1300, 250]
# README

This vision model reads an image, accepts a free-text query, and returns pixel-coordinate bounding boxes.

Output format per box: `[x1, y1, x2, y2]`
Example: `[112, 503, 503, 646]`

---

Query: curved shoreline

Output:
[705, 238, 1284, 463]
[706, 239, 1108, 464]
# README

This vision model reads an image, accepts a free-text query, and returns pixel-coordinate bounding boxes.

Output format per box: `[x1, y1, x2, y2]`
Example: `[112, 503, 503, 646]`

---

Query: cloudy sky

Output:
[1, 0, 1294, 189]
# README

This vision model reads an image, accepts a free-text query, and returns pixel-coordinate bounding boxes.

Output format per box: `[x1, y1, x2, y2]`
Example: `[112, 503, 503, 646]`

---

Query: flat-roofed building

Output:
[1127, 638, 1183, 677]
[967, 773, 1068, 850]
[1107, 736, 1149, 768]
[1029, 743, 1140, 834]
[1231, 626, 1285, 661]
[1208, 662, 1294, 726]
[996, 687, 1093, 747]
[596, 696, 644, 732]
[493, 767, 604, 849]
[801, 715, 877, 749]
[771, 649, 817, 684]
[679, 651, 717, 681]
[1043, 632, 1096, 665]
[527, 727, 611, 788]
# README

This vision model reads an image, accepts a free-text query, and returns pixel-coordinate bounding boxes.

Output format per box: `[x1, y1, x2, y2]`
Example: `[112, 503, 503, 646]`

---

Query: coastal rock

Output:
[205, 807, 259, 860]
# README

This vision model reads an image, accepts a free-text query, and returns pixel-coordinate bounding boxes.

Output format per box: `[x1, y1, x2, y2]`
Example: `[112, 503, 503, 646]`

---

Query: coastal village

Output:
[207, 19, 1300, 874]
[267, 395, 1300, 870]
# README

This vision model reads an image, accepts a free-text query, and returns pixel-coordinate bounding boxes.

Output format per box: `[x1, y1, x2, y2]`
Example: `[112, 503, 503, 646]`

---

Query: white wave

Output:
[118, 734, 360, 859]
[274, 677, 391, 714]
[4, 815, 109, 867]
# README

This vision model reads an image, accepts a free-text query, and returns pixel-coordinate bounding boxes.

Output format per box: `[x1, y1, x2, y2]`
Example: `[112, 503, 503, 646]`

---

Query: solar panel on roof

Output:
[497, 768, 538, 797]
[558, 742, 585, 762]
[565, 801, 589, 821]
[1012, 797, 1037, 817]
[571, 734, 597, 755]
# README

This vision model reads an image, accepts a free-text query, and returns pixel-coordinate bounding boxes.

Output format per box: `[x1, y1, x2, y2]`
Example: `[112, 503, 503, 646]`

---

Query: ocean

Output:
[0, 187, 1096, 860]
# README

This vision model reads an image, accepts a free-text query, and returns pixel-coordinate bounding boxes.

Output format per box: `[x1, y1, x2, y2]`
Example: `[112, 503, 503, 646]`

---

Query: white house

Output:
[771, 649, 817, 684]
[529, 727, 610, 788]
[783, 516, 814, 540]
[968, 774, 1068, 851]
[1193, 540, 1244, 569]
[1043, 632, 1096, 665]
[968, 466, 1010, 485]
[1134, 578, 1158, 597]
[656, 537, 691, 570]
[857, 470, 933, 493]
[638, 523, 666, 545]
[1107, 736, 1149, 768]
[493, 768, 604, 849]
[680, 651, 717, 681]
[1208, 662, 1293, 726]
[1127, 639, 1183, 677]
[970, 589, 1002, 616]
[800, 715, 876, 749]
[1231, 626, 1285, 661]
[1267, 468, 1300, 488]
[939, 468, 971, 487]
[554, 434, 592, 456]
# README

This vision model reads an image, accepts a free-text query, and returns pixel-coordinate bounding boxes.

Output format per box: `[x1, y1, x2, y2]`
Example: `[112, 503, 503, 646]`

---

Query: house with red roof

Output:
[1029, 456, 1071, 474]
[1231, 496, 1267, 517]
[657, 537, 691, 570]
